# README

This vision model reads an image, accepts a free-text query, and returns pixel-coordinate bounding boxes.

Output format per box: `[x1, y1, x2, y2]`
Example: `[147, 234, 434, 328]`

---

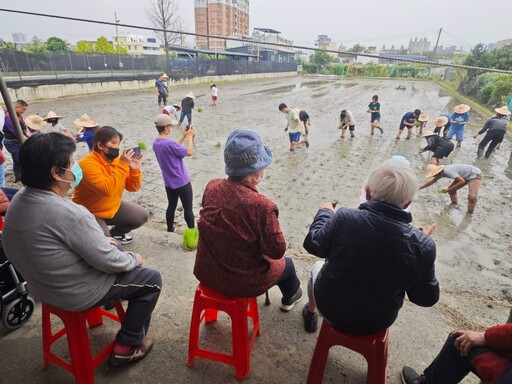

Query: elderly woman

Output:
[194, 130, 302, 310]
[72, 126, 149, 244]
[3, 133, 161, 366]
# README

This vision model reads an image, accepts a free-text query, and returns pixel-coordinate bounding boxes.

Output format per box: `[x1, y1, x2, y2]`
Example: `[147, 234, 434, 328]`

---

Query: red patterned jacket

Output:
[194, 178, 286, 298]
[473, 324, 512, 383]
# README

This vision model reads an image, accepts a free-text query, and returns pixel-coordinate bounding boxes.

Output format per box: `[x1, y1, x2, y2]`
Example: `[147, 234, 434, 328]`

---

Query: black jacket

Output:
[424, 135, 454, 152]
[478, 116, 508, 135]
[304, 200, 439, 334]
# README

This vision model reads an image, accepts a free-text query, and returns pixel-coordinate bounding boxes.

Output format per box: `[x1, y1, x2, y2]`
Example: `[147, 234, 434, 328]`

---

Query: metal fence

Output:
[0, 50, 297, 83]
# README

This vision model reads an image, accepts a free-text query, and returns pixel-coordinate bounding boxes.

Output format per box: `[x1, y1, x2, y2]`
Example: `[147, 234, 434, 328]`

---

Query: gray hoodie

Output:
[3, 188, 138, 311]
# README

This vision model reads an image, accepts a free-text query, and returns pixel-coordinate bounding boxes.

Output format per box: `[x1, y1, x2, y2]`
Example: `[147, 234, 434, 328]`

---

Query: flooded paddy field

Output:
[3, 76, 510, 383]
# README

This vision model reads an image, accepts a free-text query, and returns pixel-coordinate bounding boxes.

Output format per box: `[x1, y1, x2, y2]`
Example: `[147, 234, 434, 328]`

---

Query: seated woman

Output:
[3, 133, 161, 366]
[194, 130, 302, 310]
[72, 126, 149, 244]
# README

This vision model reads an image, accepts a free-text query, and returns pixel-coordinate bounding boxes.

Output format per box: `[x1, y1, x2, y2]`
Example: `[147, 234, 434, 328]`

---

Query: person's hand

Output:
[418, 223, 436, 236]
[129, 154, 143, 170]
[284, 127, 288, 132]
[319, 202, 335, 211]
[120, 149, 134, 164]
[135, 253, 144, 267]
[441, 189, 448, 194]
[186, 127, 196, 138]
[452, 330, 486, 357]
[473, 134, 478, 139]
[106, 237, 118, 247]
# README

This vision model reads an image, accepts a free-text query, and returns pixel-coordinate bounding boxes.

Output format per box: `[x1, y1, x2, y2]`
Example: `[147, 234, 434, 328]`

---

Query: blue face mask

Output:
[60, 162, 83, 188]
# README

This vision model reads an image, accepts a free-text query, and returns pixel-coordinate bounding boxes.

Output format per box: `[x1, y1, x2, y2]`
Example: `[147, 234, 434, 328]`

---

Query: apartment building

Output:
[112, 34, 161, 56]
[194, 0, 250, 49]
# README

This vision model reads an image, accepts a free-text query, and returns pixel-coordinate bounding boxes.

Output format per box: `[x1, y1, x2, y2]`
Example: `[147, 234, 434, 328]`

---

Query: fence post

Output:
[68, 51, 74, 71]
[11, 51, 22, 81]
[24, 52, 31, 72]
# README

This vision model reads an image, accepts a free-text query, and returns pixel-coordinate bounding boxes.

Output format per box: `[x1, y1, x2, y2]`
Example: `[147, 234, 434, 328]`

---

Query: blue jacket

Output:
[304, 200, 439, 334]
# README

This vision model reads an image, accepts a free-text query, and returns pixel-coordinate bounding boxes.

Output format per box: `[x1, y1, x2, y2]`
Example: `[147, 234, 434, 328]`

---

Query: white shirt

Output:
[211, 86, 218, 97]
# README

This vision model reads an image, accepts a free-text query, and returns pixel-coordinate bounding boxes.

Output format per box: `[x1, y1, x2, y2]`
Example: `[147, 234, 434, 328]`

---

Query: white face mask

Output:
[252, 173, 263, 185]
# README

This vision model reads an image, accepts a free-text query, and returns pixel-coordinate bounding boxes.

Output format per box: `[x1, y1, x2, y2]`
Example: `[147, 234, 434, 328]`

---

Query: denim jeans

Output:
[179, 111, 192, 125]
[3, 140, 21, 173]
[0, 163, 5, 188]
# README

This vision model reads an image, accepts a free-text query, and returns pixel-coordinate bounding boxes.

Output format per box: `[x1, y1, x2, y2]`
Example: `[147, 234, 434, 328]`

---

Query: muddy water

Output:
[25, 76, 511, 326]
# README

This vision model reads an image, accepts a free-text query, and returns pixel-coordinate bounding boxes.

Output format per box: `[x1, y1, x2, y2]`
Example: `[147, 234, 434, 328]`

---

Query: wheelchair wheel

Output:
[2, 296, 35, 330]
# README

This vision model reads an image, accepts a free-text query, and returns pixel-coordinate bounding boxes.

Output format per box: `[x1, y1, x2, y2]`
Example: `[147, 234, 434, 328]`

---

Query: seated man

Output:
[3, 133, 161, 366]
[402, 324, 512, 384]
[302, 159, 439, 333]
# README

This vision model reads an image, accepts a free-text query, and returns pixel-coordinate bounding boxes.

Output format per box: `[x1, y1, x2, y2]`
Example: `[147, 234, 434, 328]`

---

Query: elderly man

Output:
[302, 159, 439, 333]
[2, 99, 29, 182]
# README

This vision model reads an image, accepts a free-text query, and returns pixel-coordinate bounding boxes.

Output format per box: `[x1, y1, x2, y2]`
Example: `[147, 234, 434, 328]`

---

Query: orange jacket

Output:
[72, 151, 142, 219]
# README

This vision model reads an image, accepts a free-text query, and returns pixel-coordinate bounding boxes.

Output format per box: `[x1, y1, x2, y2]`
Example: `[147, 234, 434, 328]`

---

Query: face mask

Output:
[60, 162, 83, 188]
[105, 147, 120, 160]
[252, 173, 263, 185]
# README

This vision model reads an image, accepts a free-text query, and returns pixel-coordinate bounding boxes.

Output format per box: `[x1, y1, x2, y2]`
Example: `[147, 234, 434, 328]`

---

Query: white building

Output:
[408, 37, 431, 55]
[113, 34, 161, 56]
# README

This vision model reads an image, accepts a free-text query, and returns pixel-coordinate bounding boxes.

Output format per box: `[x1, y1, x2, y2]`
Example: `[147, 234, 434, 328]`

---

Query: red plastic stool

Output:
[307, 320, 389, 384]
[187, 283, 261, 381]
[42, 300, 125, 384]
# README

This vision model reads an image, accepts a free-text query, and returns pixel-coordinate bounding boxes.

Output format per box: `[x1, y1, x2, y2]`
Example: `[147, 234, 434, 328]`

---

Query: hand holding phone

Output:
[131, 147, 141, 157]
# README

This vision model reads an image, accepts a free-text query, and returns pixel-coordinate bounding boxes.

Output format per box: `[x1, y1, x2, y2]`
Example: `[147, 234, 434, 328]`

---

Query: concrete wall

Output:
[8, 71, 297, 102]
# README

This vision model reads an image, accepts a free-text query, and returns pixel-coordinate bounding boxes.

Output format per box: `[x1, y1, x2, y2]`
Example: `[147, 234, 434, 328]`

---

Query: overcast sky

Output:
[0, 1, 510, 49]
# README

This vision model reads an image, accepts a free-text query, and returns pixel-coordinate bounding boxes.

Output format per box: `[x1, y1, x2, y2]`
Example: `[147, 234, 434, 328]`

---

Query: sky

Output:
[0, 1, 511, 50]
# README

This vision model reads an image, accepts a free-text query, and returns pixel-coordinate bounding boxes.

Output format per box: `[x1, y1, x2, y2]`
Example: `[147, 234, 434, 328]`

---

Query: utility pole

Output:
[115, 12, 122, 69]
[433, 28, 442, 56]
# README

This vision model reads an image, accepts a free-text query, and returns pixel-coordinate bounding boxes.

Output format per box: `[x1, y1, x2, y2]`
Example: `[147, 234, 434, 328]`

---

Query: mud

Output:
[1, 76, 510, 383]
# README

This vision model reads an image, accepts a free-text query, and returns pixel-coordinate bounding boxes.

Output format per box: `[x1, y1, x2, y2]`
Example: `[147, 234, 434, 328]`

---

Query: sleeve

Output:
[485, 324, 512, 353]
[303, 208, 336, 258]
[423, 136, 437, 151]
[442, 168, 458, 179]
[478, 121, 490, 135]
[191, 100, 195, 109]
[259, 206, 286, 260]
[406, 241, 440, 307]
[172, 142, 188, 159]
[66, 212, 138, 273]
[125, 169, 142, 192]
[79, 158, 130, 197]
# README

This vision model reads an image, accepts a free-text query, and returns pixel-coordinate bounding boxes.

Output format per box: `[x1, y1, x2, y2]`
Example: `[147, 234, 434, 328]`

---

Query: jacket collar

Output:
[359, 200, 412, 224]
[227, 177, 259, 193]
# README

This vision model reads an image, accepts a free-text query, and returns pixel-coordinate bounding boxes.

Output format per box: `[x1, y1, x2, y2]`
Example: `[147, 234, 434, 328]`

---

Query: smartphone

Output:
[131, 147, 141, 157]
[185, 124, 191, 132]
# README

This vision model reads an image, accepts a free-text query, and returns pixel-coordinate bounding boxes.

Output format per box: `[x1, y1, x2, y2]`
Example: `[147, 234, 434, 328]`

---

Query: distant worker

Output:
[367, 95, 383, 135]
[474, 106, 510, 159]
[74, 114, 100, 152]
[299, 109, 311, 136]
[433, 114, 451, 137]
[420, 130, 454, 165]
[155, 74, 168, 106]
[446, 104, 471, 148]
[420, 164, 483, 214]
[279, 103, 308, 151]
[396, 109, 421, 140]
[179, 92, 196, 126]
[42, 111, 72, 137]
[210, 84, 218, 106]
[163, 104, 181, 121]
[339, 109, 356, 138]
[415, 114, 429, 135]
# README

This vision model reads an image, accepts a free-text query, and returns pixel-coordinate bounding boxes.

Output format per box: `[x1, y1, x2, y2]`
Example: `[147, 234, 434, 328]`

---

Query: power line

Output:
[0, 8, 511, 75]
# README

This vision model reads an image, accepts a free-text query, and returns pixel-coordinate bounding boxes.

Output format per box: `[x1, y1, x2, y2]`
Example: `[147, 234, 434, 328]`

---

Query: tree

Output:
[46, 37, 68, 52]
[146, 0, 184, 73]
[492, 44, 512, 71]
[348, 44, 366, 54]
[94, 36, 115, 54]
[24, 36, 47, 53]
[75, 40, 95, 53]
[464, 43, 493, 69]
[310, 51, 333, 66]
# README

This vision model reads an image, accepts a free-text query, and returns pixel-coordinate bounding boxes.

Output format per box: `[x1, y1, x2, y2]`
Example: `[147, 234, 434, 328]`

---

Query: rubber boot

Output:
[14, 171, 21, 183]
[467, 202, 476, 214]
[477, 148, 483, 159]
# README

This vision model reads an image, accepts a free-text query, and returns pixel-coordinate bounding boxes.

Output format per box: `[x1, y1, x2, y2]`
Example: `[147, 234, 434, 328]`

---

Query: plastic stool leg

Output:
[42, 305, 51, 370]
[86, 308, 104, 327]
[232, 300, 250, 381]
[306, 322, 334, 384]
[366, 339, 388, 384]
[64, 314, 95, 384]
[205, 308, 219, 323]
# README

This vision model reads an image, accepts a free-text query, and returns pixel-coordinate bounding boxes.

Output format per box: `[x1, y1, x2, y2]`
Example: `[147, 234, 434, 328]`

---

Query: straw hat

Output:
[73, 114, 98, 128]
[185, 92, 196, 99]
[25, 115, 47, 131]
[435, 116, 449, 128]
[454, 104, 470, 114]
[172, 103, 181, 111]
[422, 130, 437, 138]
[424, 164, 445, 178]
[417, 114, 429, 122]
[495, 106, 511, 116]
[42, 111, 63, 121]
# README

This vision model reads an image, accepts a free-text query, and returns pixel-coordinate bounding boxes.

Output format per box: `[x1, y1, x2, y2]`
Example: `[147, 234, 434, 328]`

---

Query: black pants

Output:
[94, 267, 162, 346]
[478, 130, 505, 158]
[158, 93, 167, 105]
[274, 257, 301, 299]
[96, 201, 149, 237]
[423, 334, 512, 383]
[165, 182, 195, 231]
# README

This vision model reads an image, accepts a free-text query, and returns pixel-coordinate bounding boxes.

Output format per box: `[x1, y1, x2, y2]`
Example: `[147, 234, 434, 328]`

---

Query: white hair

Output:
[366, 159, 418, 207]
